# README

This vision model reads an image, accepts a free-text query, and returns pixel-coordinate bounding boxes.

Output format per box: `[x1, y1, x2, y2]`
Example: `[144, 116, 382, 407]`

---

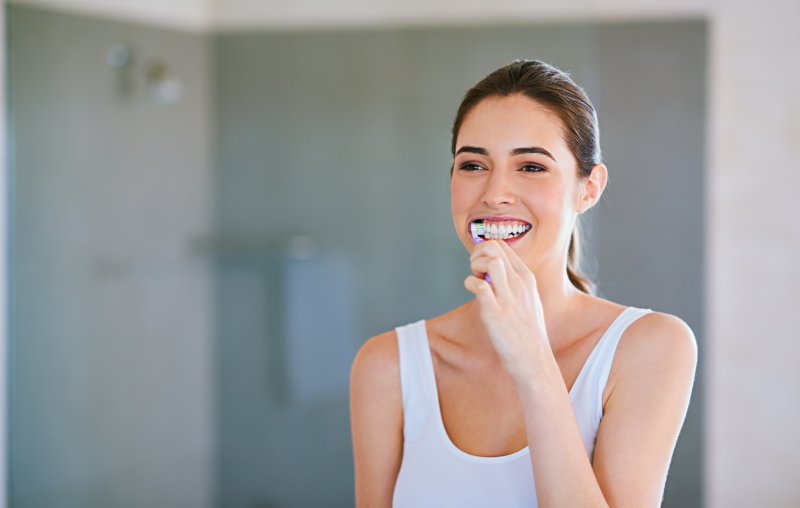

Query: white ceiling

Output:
[11, 0, 707, 32]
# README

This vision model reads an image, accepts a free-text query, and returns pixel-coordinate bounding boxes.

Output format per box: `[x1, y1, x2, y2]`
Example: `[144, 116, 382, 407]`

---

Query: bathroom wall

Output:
[7, 4, 706, 507]
[213, 20, 705, 508]
[7, 6, 215, 507]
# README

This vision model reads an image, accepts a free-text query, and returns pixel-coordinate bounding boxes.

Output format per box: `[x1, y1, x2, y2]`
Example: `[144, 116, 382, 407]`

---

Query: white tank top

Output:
[391, 306, 653, 508]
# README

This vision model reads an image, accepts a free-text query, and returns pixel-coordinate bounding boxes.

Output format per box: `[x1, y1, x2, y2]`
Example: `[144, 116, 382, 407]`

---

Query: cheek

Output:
[523, 191, 570, 230]
[450, 180, 479, 246]
[450, 179, 476, 213]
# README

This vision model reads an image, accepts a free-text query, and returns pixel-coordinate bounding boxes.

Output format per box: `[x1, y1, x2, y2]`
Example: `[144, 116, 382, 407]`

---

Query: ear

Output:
[576, 163, 608, 214]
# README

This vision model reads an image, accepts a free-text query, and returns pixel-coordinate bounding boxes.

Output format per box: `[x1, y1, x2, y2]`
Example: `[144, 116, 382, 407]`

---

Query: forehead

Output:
[456, 95, 571, 162]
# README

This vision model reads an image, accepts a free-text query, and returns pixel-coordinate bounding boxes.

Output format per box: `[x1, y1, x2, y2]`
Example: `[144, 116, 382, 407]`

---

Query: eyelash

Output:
[458, 163, 546, 173]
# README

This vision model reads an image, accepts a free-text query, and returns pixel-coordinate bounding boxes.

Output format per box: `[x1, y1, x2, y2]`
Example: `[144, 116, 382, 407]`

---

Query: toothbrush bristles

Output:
[470, 222, 486, 236]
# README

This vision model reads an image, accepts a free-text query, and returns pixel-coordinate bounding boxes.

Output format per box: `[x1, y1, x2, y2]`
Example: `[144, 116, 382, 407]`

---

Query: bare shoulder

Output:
[606, 310, 699, 404]
[349, 328, 405, 428]
[621, 311, 698, 362]
[350, 329, 404, 506]
[350, 329, 401, 390]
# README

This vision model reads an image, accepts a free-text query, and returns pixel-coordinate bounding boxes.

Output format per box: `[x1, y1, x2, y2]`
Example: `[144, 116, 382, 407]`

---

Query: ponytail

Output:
[566, 221, 596, 295]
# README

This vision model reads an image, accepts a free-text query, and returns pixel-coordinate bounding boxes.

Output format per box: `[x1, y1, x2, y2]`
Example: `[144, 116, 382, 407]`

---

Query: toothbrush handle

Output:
[471, 232, 492, 284]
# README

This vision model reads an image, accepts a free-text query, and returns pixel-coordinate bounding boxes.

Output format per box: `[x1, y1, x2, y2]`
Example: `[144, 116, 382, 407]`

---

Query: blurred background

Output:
[1, 0, 798, 507]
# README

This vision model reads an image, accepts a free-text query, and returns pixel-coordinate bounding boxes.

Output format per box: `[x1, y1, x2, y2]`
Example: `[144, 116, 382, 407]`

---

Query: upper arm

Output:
[349, 330, 404, 508]
[592, 312, 699, 508]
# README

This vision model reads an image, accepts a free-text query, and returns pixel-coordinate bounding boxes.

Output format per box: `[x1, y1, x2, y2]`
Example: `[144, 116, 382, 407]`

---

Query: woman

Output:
[350, 60, 697, 507]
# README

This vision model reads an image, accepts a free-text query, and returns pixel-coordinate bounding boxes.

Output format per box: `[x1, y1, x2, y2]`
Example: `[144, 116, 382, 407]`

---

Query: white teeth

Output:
[471, 220, 532, 240]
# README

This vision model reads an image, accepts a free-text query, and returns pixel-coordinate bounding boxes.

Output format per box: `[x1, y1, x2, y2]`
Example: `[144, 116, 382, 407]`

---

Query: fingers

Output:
[470, 238, 512, 265]
[494, 238, 537, 287]
[470, 240, 529, 302]
[470, 239, 538, 303]
[469, 254, 512, 297]
[464, 275, 499, 310]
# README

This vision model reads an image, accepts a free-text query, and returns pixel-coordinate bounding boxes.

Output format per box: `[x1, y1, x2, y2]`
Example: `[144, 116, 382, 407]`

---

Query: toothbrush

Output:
[469, 222, 492, 284]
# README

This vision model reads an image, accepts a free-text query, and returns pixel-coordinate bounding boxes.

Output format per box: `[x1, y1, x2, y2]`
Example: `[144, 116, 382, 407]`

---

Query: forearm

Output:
[514, 347, 609, 508]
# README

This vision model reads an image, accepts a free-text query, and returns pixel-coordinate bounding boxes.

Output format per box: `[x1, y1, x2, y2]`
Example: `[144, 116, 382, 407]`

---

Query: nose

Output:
[481, 169, 516, 207]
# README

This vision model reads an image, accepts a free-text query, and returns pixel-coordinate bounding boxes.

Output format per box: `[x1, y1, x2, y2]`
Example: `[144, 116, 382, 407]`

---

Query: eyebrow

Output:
[455, 145, 558, 163]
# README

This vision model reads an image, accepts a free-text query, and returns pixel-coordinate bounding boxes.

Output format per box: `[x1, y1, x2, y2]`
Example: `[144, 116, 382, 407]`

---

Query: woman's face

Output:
[450, 94, 585, 271]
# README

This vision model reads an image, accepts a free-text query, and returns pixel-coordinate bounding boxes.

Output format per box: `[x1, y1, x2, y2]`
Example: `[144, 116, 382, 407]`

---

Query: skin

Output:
[350, 94, 698, 507]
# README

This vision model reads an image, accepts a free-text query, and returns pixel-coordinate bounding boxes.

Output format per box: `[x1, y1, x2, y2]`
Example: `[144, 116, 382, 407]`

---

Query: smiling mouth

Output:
[470, 219, 532, 241]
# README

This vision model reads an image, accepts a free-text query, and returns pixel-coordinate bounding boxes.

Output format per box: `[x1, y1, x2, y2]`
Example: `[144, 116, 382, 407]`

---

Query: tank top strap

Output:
[395, 319, 436, 441]
[567, 306, 655, 458]
[585, 306, 654, 403]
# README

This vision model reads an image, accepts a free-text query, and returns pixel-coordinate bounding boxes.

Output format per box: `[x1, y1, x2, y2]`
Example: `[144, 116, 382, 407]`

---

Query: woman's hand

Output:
[464, 239, 549, 380]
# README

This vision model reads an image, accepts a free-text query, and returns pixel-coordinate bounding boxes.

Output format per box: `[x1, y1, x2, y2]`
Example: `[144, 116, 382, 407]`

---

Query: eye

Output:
[458, 162, 485, 171]
[520, 164, 546, 173]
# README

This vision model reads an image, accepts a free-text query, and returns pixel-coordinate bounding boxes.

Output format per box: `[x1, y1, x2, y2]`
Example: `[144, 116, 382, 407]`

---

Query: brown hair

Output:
[450, 59, 600, 295]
